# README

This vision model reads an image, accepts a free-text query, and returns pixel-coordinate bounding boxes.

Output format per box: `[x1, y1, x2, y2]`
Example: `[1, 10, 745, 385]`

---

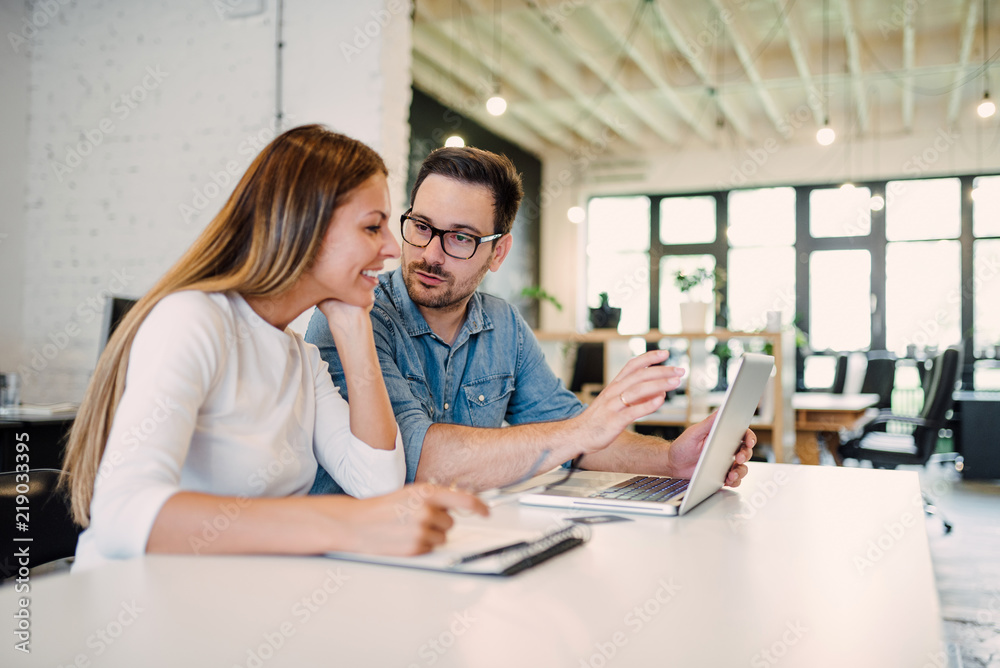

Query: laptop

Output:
[519, 353, 775, 516]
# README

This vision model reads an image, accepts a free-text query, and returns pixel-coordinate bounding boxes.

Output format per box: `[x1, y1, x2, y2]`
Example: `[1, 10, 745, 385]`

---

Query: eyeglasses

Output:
[400, 209, 502, 260]
[477, 452, 582, 507]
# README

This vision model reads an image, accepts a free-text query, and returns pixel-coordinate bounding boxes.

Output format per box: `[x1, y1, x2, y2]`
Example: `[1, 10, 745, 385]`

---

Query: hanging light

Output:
[978, 93, 996, 118]
[816, 122, 836, 146]
[444, 135, 465, 148]
[869, 194, 885, 211]
[977, 0, 995, 119]
[567, 206, 586, 224]
[486, 95, 507, 116]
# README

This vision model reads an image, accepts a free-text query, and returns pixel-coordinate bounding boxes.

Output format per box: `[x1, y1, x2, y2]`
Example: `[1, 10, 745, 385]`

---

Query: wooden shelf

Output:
[535, 329, 785, 462]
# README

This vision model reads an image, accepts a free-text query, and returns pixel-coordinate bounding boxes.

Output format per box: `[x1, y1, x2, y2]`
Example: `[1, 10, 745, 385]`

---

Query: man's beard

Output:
[403, 259, 491, 311]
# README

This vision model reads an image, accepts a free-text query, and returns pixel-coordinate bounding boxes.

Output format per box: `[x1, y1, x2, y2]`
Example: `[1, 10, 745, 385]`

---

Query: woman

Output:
[63, 125, 486, 571]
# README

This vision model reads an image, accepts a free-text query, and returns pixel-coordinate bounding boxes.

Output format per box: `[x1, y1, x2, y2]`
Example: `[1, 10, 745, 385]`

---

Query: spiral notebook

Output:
[324, 520, 590, 576]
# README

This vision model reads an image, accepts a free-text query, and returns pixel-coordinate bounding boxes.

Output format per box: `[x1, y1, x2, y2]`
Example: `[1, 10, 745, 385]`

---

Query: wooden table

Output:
[792, 393, 880, 465]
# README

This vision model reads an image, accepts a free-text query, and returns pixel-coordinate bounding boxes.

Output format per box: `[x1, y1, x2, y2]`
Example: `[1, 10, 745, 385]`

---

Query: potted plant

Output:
[589, 292, 621, 330]
[674, 267, 715, 333]
[520, 285, 563, 312]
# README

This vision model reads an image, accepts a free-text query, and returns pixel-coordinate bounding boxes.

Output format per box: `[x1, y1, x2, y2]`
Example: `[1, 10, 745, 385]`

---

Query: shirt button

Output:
[444, 403, 449, 410]
[478, 394, 485, 402]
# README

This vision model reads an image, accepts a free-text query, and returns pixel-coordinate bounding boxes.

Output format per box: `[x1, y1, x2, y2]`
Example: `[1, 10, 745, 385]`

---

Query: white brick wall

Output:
[5, 0, 412, 402]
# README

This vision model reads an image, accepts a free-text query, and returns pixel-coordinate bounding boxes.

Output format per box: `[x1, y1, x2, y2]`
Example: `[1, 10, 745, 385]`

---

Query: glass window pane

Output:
[973, 176, 1000, 237]
[809, 186, 871, 237]
[660, 196, 716, 244]
[974, 239, 1000, 351]
[885, 241, 961, 355]
[727, 247, 796, 331]
[587, 252, 649, 335]
[885, 178, 960, 241]
[809, 250, 871, 351]
[659, 255, 715, 334]
[587, 197, 650, 253]
[728, 187, 795, 247]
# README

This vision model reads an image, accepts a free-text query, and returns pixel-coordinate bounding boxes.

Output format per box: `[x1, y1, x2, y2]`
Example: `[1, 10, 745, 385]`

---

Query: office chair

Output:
[859, 355, 896, 411]
[830, 353, 849, 394]
[1, 469, 81, 577]
[569, 342, 605, 403]
[838, 346, 962, 533]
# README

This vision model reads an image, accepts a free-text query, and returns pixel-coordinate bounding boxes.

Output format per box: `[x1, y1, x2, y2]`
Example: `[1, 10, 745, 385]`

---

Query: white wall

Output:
[0, 1, 31, 374]
[4, 0, 412, 403]
[538, 121, 1000, 332]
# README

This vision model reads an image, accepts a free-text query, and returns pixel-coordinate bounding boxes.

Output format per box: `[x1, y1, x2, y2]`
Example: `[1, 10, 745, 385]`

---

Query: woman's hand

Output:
[317, 298, 372, 342]
[332, 484, 489, 556]
[572, 349, 685, 456]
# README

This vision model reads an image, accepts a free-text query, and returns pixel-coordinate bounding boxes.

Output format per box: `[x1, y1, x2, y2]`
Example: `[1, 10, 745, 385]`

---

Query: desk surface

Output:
[1, 464, 944, 667]
[792, 392, 880, 412]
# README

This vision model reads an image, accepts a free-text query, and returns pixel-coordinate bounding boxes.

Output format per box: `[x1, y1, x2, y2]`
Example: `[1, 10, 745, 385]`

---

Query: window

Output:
[660, 196, 716, 245]
[886, 178, 960, 241]
[885, 241, 961, 354]
[809, 186, 871, 237]
[809, 250, 871, 351]
[728, 187, 795, 246]
[973, 176, 1000, 237]
[727, 187, 796, 332]
[659, 255, 716, 333]
[586, 196, 650, 334]
[974, 239, 1000, 351]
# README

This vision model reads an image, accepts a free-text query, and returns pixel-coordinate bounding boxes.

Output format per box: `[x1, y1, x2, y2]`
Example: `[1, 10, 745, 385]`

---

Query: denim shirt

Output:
[305, 268, 584, 493]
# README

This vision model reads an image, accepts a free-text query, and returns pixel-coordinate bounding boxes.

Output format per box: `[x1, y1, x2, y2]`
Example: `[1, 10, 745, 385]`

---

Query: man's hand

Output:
[573, 349, 685, 456]
[665, 412, 756, 487]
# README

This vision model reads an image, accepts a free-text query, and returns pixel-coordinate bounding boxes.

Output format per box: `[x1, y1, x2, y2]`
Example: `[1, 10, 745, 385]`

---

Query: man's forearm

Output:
[578, 430, 673, 477]
[414, 421, 583, 490]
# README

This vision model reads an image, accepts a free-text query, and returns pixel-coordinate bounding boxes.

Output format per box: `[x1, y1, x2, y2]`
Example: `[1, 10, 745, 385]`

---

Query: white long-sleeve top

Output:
[73, 290, 405, 571]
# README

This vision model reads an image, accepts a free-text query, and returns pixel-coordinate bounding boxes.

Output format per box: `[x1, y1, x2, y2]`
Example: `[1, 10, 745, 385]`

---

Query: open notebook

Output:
[325, 518, 589, 576]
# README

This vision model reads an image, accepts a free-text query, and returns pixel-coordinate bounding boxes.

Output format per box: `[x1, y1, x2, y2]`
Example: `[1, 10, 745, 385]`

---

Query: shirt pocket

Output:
[462, 375, 515, 428]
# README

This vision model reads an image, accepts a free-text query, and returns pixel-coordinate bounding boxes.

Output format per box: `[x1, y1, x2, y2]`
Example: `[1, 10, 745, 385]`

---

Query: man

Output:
[306, 147, 755, 494]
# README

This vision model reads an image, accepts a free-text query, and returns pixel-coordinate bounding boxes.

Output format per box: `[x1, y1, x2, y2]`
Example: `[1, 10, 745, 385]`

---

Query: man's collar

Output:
[387, 267, 494, 340]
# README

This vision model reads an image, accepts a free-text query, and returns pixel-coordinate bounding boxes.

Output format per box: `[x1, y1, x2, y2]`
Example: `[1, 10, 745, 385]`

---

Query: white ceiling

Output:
[412, 0, 1000, 159]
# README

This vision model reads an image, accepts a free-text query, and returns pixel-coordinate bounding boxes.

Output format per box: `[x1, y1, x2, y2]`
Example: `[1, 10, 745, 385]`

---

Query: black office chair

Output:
[830, 353, 849, 394]
[839, 346, 962, 533]
[859, 355, 896, 411]
[1, 469, 81, 577]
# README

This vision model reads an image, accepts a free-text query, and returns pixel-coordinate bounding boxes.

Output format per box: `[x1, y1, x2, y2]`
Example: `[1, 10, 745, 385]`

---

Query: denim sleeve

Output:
[305, 308, 432, 489]
[369, 308, 433, 484]
[504, 311, 585, 426]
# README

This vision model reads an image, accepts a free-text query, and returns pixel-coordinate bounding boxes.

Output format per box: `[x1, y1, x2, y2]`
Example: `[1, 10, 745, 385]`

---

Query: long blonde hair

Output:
[62, 125, 387, 526]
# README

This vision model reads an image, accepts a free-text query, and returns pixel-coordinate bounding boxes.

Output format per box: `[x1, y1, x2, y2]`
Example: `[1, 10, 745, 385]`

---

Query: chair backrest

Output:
[910, 347, 962, 463]
[830, 353, 849, 394]
[569, 342, 605, 392]
[0, 469, 81, 575]
[860, 356, 896, 410]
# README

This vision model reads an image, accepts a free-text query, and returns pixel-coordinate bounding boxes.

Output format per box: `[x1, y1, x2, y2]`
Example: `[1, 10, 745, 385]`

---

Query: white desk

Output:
[1, 464, 945, 667]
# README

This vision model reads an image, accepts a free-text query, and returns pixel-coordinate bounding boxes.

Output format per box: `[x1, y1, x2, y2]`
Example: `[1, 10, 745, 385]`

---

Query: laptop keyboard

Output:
[591, 476, 689, 503]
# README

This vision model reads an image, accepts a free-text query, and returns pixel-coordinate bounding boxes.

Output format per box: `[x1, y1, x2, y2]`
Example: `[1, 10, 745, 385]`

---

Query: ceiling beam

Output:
[946, 0, 981, 126]
[902, 5, 916, 130]
[836, 0, 870, 134]
[647, 0, 752, 140]
[411, 57, 551, 156]
[509, 6, 679, 146]
[413, 2, 610, 148]
[706, 0, 785, 134]
[412, 26, 578, 152]
[769, 0, 824, 127]
[586, 3, 714, 144]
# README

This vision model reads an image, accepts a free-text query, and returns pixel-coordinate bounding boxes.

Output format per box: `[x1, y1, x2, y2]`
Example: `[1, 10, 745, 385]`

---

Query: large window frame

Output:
[588, 173, 996, 362]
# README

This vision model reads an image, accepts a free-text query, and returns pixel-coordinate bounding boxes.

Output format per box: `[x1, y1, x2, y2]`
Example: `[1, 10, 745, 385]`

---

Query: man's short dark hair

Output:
[410, 146, 524, 236]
